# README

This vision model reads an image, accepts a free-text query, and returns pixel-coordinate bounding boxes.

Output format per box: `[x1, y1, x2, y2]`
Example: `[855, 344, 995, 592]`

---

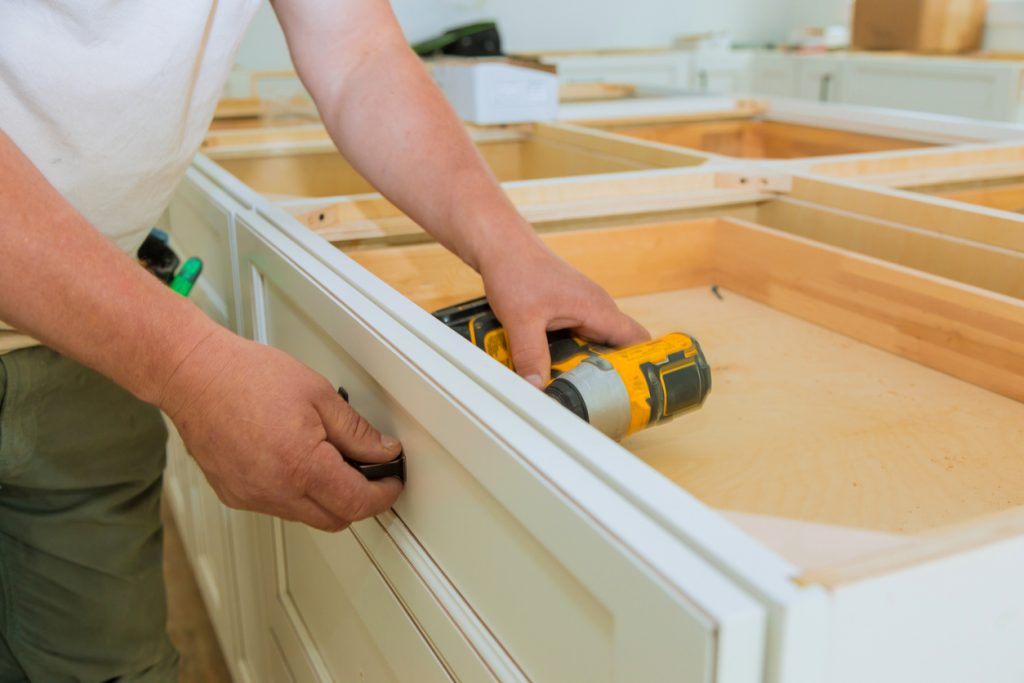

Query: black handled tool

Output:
[336, 387, 406, 483]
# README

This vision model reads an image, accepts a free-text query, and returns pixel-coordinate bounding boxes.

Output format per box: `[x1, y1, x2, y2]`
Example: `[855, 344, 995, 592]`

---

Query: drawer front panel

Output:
[274, 523, 453, 683]
[235, 211, 766, 683]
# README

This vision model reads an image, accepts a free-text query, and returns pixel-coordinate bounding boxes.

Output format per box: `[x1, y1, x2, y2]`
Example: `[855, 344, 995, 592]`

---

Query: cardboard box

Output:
[430, 58, 558, 125]
[852, 0, 987, 53]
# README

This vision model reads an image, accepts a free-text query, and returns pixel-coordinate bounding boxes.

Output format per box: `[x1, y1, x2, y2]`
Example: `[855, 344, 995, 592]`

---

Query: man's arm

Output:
[0, 130, 401, 531]
[272, 0, 649, 385]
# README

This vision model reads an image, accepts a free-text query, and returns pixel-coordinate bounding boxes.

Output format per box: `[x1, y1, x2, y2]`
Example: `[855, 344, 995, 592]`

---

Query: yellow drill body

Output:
[435, 298, 711, 440]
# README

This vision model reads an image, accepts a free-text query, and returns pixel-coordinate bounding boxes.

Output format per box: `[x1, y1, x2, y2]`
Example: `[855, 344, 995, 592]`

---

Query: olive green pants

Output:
[0, 347, 178, 682]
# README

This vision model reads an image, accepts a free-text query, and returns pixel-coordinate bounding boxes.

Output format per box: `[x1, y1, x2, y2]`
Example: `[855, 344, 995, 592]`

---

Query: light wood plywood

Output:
[937, 181, 1024, 212]
[346, 217, 1024, 539]
[620, 286, 1024, 534]
[594, 119, 934, 159]
[207, 123, 704, 199]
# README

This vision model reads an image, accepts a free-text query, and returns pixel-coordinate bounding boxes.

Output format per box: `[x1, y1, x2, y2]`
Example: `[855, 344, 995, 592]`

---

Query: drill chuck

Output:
[546, 333, 711, 440]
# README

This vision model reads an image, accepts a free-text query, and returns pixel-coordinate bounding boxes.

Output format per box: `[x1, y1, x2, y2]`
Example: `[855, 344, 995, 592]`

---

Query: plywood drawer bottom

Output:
[345, 214, 1024, 587]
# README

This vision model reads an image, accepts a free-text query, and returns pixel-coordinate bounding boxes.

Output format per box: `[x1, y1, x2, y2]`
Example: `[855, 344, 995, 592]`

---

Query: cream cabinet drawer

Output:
[234, 209, 766, 683]
[266, 523, 453, 683]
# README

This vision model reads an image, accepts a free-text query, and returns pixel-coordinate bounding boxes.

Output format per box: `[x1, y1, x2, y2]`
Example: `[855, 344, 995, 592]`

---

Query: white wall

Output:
[229, 0, 791, 93]
[391, 0, 791, 51]
[784, 0, 851, 29]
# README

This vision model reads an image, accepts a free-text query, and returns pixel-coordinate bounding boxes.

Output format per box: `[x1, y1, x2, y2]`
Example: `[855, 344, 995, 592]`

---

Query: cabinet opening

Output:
[203, 123, 705, 199]
[338, 214, 1024, 582]
[581, 116, 936, 159]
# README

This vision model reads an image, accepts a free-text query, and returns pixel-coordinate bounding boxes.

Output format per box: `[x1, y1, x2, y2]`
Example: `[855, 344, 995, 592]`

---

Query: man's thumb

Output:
[505, 320, 551, 388]
[319, 392, 402, 464]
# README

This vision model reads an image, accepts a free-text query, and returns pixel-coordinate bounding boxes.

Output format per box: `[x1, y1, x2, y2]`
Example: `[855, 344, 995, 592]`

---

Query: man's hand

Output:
[481, 234, 650, 387]
[159, 328, 403, 532]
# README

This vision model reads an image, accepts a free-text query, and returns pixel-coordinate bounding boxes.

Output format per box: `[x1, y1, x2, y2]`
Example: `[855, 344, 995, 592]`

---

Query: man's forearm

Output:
[0, 131, 219, 405]
[276, 0, 540, 273]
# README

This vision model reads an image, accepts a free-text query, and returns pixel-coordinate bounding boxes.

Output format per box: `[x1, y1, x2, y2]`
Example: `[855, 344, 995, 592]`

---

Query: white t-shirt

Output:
[0, 0, 262, 354]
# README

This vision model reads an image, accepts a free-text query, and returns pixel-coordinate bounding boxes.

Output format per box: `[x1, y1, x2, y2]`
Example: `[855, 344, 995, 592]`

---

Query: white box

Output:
[431, 59, 558, 125]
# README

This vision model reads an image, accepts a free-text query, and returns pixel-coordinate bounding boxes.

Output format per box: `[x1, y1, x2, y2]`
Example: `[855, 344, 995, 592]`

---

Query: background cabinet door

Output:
[234, 210, 767, 682]
[694, 52, 753, 94]
[795, 57, 844, 102]
[838, 58, 1020, 121]
[750, 53, 798, 97]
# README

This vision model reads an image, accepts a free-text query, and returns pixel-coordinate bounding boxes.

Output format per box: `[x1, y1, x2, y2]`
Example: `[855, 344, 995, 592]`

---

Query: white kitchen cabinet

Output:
[166, 114, 1024, 681]
[693, 51, 753, 95]
[749, 53, 798, 97]
[838, 56, 1023, 121]
[749, 52, 1024, 121]
[794, 57, 844, 103]
[218, 186, 770, 683]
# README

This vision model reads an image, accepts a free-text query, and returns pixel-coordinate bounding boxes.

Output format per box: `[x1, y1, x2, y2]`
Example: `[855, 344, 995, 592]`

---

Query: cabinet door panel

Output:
[235, 211, 766, 683]
[840, 61, 1017, 121]
[795, 60, 843, 102]
[751, 55, 798, 97]
[276, 523, 453, 683]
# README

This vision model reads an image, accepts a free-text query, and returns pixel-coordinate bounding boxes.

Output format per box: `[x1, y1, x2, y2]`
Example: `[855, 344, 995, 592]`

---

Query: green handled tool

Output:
[170, 257, 203, 297]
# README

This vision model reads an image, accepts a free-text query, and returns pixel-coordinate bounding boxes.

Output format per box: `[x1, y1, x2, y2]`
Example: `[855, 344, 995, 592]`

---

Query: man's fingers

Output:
[576, 306, 651, 348]
[304, 441, 403, 523]
[317, 390, 402, 464]
[504, 318, 552, 387]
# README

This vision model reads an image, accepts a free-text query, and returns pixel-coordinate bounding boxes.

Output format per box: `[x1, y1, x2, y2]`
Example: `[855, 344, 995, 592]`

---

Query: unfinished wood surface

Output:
[346, 217, 1024, 548]
[208, 123, 702, 199]
[593, 119, 933, 159]
[531, 122, 708, 169]
[352, 216, 1024, 401]
[799, 506, 1024, 588]
[722, 511, 910, 571]
[754, 197, 1024, 298]
[715, 216, 1024, 403]
[565, 105, 762, 130]
[619, 286, 1024, 533]
[789, 175, 1024, 252]
[808, 144, 1024, 180]
[213, 96, 266, 120]
[298, 170, 767, 245]
[931, 181, 1024, 213]
[559, 82, 637, 102]
[346, 219, 720, 312]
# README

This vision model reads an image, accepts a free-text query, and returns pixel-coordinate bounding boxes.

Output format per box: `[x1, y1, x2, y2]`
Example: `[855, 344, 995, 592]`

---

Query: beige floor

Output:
[163, 501, 233, 682]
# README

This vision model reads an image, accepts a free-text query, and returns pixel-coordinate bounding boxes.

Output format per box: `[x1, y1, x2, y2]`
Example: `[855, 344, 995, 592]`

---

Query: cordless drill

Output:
[433, 297, 711, 440]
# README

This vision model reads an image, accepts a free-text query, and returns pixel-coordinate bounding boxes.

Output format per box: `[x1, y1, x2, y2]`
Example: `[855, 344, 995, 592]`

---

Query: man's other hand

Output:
[159, 328, 403, 532]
